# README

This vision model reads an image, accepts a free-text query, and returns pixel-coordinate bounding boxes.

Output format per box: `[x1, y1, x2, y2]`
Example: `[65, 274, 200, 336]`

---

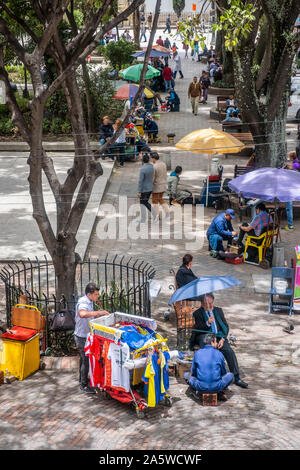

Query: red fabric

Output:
[156, 39, 164, 47]
[162, 67, 172, 80]
[2, 326, 37, 341]
[208, 175, 220, 181]
[106, 387, 144, 404]
[226, 256, 243, 264]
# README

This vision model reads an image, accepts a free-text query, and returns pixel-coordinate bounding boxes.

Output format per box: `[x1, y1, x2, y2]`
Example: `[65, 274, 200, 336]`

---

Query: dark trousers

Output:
[140, 191, 154, 222]
[237, 223, 255, 246]
[195, 334, 240, 377]
[140, 191, 152, 212]
[111, 143, 125, 166]
[74, 335, 89, 387]
[173, 70, 183, 79]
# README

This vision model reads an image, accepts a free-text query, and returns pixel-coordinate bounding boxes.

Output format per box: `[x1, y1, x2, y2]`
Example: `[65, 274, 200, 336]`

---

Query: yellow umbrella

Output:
[175, 128, 245, 206]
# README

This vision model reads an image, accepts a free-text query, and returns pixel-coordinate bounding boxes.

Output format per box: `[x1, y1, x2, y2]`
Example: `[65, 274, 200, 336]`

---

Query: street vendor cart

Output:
[86, 312, 178, 418]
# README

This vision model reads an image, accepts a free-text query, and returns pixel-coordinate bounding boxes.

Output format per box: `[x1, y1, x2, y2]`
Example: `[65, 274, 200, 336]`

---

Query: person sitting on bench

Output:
[225, 94, 240, 118]
[236, 202, 273, 250]
[143, 113, 160, 143]
[188, 333, 234, 401]
[167, 166, 195, 205]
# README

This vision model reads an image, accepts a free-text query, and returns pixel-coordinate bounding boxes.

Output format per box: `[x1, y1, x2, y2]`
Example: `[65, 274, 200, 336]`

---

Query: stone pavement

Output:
[0, 150, 114, 260]
[0, 47, 300, 451]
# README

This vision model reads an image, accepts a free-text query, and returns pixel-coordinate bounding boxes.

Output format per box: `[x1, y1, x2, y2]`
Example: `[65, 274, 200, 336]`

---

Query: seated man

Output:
[166, 88, 180, 112]
[143, 113, 160, 143]
[99, 116, 114, 147]
[189, 293, 248, 388]
[206, 209, 237, 254]
[167, 166, 193, 205]
[188, 333, 234, 400]
[236, 202, 273, 250]
[209, 59, 219, 77]
[225, 95, 240, 118]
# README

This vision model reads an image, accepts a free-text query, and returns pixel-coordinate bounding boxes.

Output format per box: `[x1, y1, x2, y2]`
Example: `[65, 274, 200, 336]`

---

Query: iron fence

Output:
[0, 255, 155, 352]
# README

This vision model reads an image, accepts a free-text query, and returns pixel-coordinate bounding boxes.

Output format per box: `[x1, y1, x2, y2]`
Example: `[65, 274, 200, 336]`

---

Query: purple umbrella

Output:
[228, 167, 300, 202]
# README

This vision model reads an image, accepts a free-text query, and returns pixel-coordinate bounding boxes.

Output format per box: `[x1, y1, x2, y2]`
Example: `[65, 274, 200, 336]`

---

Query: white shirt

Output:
[107, 342, 130, 392]
[74, 295, 95, 338]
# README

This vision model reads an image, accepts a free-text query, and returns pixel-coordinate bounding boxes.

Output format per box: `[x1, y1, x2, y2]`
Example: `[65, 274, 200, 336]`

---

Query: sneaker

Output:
[80, 385, 96, 394]
[284, 225, 294, 231]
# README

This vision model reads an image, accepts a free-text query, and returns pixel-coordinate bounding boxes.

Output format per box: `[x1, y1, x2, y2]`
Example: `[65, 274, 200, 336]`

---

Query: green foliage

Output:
[177, 14, 207, 50]
[0, 116, 15, 135]
[103, 40, 136, 70]
[173, 0, 185, 18]
[213, 0, 257, 51]
[213, 80, 235, 89]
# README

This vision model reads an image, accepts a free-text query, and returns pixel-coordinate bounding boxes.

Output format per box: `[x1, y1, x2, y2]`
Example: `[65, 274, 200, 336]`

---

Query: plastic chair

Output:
[243, 229, 274, 265]
[268, 267, 294, 316]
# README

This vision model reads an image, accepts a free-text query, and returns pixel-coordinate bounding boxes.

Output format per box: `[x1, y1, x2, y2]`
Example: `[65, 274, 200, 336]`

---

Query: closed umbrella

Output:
[120, 64, 161, 82]
[228, 167, 300, 202]
[176, 128, 245, 206]
[169, 275, 242, 304]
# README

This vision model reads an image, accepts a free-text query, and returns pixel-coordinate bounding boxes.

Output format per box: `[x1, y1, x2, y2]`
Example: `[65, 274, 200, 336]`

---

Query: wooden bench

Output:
[216, 96, 229, 121]
[230, 132, 254, 143]
[170, 269, 200, 347]
[234, 164, 255, 178]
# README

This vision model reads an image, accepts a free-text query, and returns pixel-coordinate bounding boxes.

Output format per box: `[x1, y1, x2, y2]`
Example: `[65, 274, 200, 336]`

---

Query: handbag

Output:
[50, 308, 75, 331]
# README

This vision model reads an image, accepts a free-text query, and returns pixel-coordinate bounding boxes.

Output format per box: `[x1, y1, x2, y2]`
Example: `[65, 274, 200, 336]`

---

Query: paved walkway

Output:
[0, 150, 114, 260]
[0, 43, 300, 450]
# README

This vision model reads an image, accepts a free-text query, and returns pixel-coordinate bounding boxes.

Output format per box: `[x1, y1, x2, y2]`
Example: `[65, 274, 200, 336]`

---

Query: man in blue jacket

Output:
[206, 209, 237, 253]
[188, 333, 234, 399]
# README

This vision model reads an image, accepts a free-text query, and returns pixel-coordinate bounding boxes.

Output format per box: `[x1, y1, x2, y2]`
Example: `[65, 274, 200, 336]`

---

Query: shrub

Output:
[0, 117, 15, 135]
[61, 120, 72, 134]
[212, 80, 235, 89]
[50, 117, 65, 135]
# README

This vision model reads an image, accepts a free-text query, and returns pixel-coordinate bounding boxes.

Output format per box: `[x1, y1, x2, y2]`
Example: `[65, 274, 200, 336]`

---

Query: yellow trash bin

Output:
[0, 331, 40, 381]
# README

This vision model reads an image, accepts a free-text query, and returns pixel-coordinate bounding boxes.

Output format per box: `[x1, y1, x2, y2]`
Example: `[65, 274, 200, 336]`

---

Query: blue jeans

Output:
[286, 201, 294, 227]
[111, 143, 125, 165]
[173, 70, 183, 79]
[208, 234, 232, 251]
[164, 79, 172, 92]
[140, 33, 146, 42]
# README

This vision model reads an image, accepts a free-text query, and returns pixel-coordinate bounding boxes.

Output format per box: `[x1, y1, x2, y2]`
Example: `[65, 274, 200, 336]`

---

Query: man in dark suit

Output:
[189, 293, 248, 389]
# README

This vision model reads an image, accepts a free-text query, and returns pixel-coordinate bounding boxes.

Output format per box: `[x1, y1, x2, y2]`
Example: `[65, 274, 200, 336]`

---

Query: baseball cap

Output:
[225, 209, 235, 219]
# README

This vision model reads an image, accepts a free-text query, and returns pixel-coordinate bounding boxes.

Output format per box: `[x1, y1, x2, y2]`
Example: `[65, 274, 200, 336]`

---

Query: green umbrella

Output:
[120, 64, 161, 82]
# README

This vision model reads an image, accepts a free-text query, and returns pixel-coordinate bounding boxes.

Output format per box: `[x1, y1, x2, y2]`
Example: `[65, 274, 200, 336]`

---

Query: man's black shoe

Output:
[235, 379, 248, 388]
[80, 385, 96, 394]
[218, 391, 228, 401]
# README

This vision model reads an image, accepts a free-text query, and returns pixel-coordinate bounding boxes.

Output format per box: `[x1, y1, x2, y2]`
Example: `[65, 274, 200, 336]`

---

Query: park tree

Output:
[173, 0, 185, 19]
[0, 0, 151, 304]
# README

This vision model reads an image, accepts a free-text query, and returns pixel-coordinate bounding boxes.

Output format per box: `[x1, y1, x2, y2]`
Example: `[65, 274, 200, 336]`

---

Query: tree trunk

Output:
[254, 99, 288, 169]
[81, 62, 94, 135]
[133, 8, 140, 47]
